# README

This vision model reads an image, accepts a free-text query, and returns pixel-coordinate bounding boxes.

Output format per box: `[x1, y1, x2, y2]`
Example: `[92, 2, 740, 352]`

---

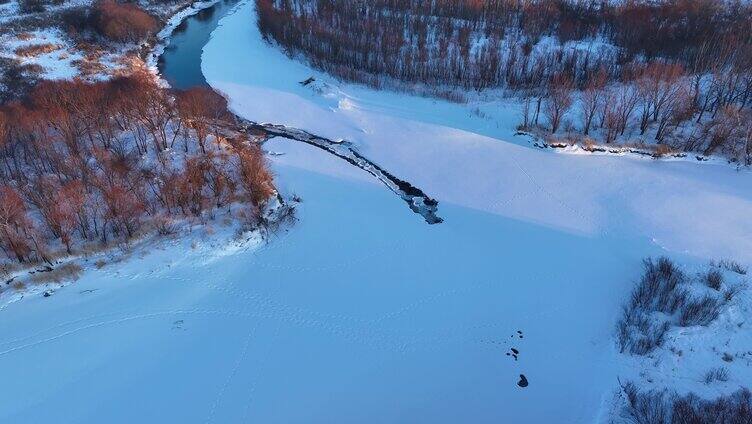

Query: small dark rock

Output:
[299, 77, 316, 86]
[43, 291, 52, 297]
[517, 374, 528, 388]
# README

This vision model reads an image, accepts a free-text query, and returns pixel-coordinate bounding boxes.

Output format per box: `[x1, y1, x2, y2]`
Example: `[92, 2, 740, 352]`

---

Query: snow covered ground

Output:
[0, 29, 85, 80]
[204, 1, 752, 262]
[0, 0, 200, 87]
[0, 136, 653, 423]
[0, 0, 751, 422]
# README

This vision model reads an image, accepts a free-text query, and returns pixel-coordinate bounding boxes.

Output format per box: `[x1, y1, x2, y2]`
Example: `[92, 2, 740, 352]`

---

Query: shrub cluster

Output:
[621, 382, 752, 424]
[616, 258, 730, 355]
[0, 75, 275, 265]
[17, 0, 63, 14]
[521, 62, 752, 163]
[0, 57, 42, 103]
[712, 259, 748, 276]
[94, 0, 158, 43]
[57, 1, 158, 43]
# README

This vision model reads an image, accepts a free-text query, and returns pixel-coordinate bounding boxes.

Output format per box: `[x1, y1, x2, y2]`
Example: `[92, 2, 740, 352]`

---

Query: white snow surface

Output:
[0, 1, 751, 423]
[205, 1, 752, 262]
[0, 29, 83, 80]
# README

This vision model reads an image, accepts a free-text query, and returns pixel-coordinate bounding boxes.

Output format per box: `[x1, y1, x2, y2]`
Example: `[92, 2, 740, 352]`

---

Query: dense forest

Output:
[0, 74, 276, 266]
[258, 0, 752, 89]
[0, 74, 275, 265]
[257, 0, 752, 162]
[0, 1, 279, 268]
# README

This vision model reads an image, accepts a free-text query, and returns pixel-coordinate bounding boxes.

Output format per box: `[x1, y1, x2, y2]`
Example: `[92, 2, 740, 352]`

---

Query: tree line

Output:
[257, 0, 752, 90]
[256, 0, 752, 160]
[523, 61, 752, 163]
[0, 73, 275, 265]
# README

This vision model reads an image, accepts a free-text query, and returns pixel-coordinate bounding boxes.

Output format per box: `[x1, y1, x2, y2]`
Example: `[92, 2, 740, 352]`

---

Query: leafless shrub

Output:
[618, 310, 671, 355]
[622, 381, 671, 424]
[617, 257, 731, 355]
[430, 89, 466, 104]
[703, 367, 730, 384]
[679, 295, 721, 327]
[154, 215, 179, 236]
[93, 0, 158, 43]
[631, 257, 687, 313]
[672, 389, 752, 423]
[617, 258, 688, 355]
[29, 263, 82, 284]
[18, 0, 48, 13]
[621, 382, 752, 424]
[723, 284, 744, 303]
[0, 261, 21, 279]
[544, 73, 574, 133]
[712, 259, 748, 276]
[704, 269, 724, 291]
[652, 144, 676, 158]
[59, 7, 95, 37]
[240, 200, 296, 241]
[13, 43, 61, 57]
[0, 57, 41, 101]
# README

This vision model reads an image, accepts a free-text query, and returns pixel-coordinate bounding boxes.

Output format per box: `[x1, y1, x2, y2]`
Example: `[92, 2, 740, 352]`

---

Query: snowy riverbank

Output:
[145, 0, 223, 73]
[0, 0, 281, 308]
[200, 0, 752, 422]
[0, 0, 750, 423]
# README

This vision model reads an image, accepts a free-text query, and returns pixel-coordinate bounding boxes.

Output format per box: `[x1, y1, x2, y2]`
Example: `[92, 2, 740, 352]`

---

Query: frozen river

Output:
[1, 0, 751, 422]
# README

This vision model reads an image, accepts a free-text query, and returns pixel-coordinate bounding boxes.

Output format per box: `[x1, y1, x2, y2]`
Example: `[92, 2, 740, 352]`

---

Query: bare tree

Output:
[580, 69, 607, 135]
[544, 73, 574, 133]
[636, 62, 686, 135]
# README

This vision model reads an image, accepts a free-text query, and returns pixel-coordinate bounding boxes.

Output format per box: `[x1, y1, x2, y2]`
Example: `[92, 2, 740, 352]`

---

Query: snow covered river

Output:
[2, 1, 752, 422]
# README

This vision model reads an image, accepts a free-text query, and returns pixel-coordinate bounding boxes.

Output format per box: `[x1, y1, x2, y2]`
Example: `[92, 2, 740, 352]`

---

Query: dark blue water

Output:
[158, 0, 242, 89]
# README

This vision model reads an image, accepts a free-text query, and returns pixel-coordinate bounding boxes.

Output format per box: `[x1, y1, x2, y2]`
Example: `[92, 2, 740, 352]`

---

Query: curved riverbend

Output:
[158, 0, 242, 89]
[157, 0, 443, 224]
[1, 1, 751, 423]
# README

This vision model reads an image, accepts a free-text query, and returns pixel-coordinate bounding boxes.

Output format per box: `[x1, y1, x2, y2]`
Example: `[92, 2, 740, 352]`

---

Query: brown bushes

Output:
[0, 186, 49, 264]
[28, 262, 82, 284]
[13, 43, 61, 58]
[94, 1, 158, 43]
[176, 87, 233, 153]
[235, 142, 275, 208]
